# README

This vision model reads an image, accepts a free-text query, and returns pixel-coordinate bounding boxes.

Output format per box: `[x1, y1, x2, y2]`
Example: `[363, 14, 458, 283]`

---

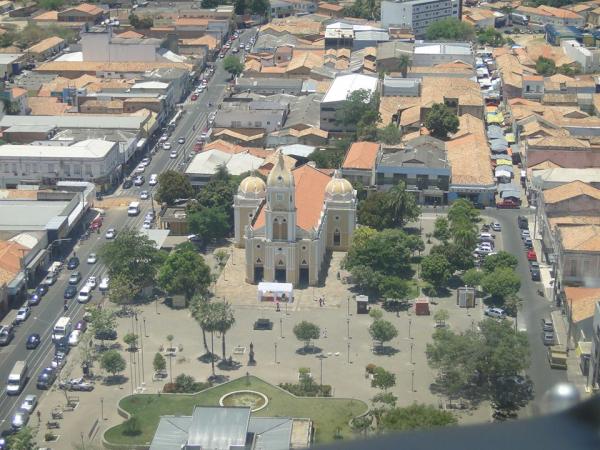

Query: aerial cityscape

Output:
[0, 0, 598, 448]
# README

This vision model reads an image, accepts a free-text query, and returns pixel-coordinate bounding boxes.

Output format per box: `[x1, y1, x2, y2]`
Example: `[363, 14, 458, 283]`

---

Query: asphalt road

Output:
[0, 29, 255, 434]
[485, 208, 567, 416]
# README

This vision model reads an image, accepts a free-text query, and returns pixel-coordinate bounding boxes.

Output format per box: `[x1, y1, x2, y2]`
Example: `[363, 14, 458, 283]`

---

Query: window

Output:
[85, 164, 92, 176]
[256, 244, 261, 248]
[47, 163, 54, 173]
[74, 165, 82, 175]
[276, 193, 283, 201]
[568, 259, 577, 277]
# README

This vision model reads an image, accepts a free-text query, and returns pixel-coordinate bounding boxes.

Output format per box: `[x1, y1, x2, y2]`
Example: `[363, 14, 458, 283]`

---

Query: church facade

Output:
[233, 152, 357, 286]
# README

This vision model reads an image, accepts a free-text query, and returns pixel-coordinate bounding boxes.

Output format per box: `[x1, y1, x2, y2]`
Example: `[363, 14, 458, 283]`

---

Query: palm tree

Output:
[190, 296, 210, 354]
[386, 181, 420, 227]
[397, 55, 412, 78]
[450, 218, 478, 249]
[213, 302, 235, 360]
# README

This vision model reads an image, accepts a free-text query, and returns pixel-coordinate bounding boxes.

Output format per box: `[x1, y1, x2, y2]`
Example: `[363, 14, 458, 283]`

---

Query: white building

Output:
[0, 139, 120, 189]
[81, 27, 162, 62]
[320, 73, 379, 132]
[561, 40, 600, 74]
[412, 42, 475, 67]
[185, 149, 264, 188]
[381, 0, 460, 37]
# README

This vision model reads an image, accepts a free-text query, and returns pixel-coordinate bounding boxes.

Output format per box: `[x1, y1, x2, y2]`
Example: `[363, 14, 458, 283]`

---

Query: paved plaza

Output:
[32, 213, 494, 448]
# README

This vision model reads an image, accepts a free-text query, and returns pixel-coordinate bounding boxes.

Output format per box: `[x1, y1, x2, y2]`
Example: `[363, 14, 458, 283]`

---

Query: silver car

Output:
[11, 410, 29, 430]
[19, 395, 37, 414]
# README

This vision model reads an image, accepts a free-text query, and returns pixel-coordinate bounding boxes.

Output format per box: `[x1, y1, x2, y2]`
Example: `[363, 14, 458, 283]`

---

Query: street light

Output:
[316, 354, 326, 391]
[280, 317, 283, 338]
[411, 370, 415, 392]
[408, 318, 412, 339]
[274, 342, 278, 364]
[347, 342, 351, 364]
[346, 318, 350, 339]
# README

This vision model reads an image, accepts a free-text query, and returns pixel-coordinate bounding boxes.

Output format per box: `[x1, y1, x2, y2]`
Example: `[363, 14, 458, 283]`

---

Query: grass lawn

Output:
[104, 376, 368, 446]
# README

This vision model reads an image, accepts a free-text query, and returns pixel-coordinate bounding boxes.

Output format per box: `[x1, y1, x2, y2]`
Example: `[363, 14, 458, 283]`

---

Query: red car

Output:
[90, 216, 103, 230]
[527, 249, 537, 261]
[194, 141, 204, 153]
[496, 199, 520, 209]
[191, 94, 198, 101]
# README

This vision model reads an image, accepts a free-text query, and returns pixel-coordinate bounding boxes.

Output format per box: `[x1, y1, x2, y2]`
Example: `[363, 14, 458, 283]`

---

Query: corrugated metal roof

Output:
[188, 406, 250, 448]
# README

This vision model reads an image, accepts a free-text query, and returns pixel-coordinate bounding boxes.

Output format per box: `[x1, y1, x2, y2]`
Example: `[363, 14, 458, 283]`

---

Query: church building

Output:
[234, 152, 357, 286]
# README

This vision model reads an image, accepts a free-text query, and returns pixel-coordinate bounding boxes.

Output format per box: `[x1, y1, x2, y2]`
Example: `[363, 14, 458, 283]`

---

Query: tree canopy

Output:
[377, 123, 402, 145]
[100, 350, 127, 377]
[379, 404, 457, 432]
[421, 254, 452, 289]
[477, 27, 505, 47]
[156, 170, 193, 205]
[424, 103, 459, 140]
[358, 182, 420, 229]
[308, 147, 346, 169]
[188, 207, 229, 243]
[371, 367, 396, 391]
[426, 318, 530, 414]
[99, 229, 163, 297]
[293, 321, 320, 350]
[335, 88, 381, 139]
[157, 242, 212, 302]
[482, 251, 518, 274]
[129, 13, 154, 29]
[369, 319, 398, 349]
[223, 55, 244, 78]
[481, 267, 521, 301]
[426, 18, 475, 41]
[536, 56, 556, 76]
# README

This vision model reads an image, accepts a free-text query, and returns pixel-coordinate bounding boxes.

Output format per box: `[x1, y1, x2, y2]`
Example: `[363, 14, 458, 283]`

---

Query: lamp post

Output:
[346, 318, 350, 339]
[143, 317, 147, 337]
[316, 354, 326, 391]
[410, 341, 414, 365]
[411, 370, 415, 392]
[347, 342, 351, 364]
[408, 318, 412, 339]
[280, 317, 283, 338]
[100, 397, 104, 420]
[274, 342, 278, 364]
[347, 296, 350, 316]
[210, 331, 215, 377]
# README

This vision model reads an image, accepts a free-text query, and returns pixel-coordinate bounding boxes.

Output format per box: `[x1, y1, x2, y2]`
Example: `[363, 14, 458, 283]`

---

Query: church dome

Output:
[267, 151, 294, 188]
[326, 171, 353, 197]
[238, 175, 266, 195]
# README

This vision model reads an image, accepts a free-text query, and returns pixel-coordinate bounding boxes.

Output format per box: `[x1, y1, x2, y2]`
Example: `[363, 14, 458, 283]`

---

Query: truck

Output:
[6, 361, 28, 395]
[127, 201, 140, 216]
[548, 347, 567, 370]
[496, 199, 520, 209]
[510, 12, 529, 26]
[52, 316, 72, 343]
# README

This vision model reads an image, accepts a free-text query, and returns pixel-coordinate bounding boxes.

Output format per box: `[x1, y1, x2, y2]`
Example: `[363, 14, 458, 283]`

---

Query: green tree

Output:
[481, 267, 521, 301]
[156, 170, 194, 205]
[462, 268, 483, 287]
[293, 321, 320, 351]
[100, 350, 127, 379]
[123, 415, 141, 436]
[434, 309, 450, 327]
[482, 251, 518, 274]
[188, 207, 230, 243]
[336, 89, 381, 138]
[421, 254, 452, 290]
[369, 319, 398, 351]
[424, 103, 459, 140]
[195, 174, 241, 222]
[89, 307, 117, 345]
[123, 332, 138, 351]
[234, 0, 246, 14]
[6, 426, 35, 450]
[379, 404, 457, 432]
[369, 308, 384, 320]
[433, 217, 451, 242]
[108, 272, 137, 305]
[153, 352, 166, 372]
[358, 192, 395, 230]
[536, 56, 556, 76]
[397, 54, 412, 78]
[99, 229, 163, 295]
[371, 367, 396, 391]
[426, 18, 475, 41]
[157, 242, 212, 303]
[379, 276, 410, 302]
[377, 123, 402, 144]
[39, 0, 64, 10]
[248, 0, 270, 14]
[477, 27, 505, 47]
[307, 147, 346, 169]
[430, 243, 474, 272]
[211, 301, 236, 360]
[387, 181, 421, 227]
[223, 55, 244, 79]
[557, 63, 582, 76]
[201, 0, 220, 7]
[190, 296, 213, 354]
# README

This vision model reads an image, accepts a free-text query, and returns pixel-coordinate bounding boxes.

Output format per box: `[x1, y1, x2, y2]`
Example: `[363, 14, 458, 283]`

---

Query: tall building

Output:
[234, 153, 357, 286]
[381, 0, 460, 37]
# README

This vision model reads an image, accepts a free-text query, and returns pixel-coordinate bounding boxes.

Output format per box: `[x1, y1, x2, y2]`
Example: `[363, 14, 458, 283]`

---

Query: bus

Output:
[167, 110, 184, 132]
[52, 316, 72, 342]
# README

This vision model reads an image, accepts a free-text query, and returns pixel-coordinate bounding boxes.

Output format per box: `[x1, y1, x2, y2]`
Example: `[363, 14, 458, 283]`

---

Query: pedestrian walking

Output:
[37, 410, 41, 423]
[323, 329, 328, 338]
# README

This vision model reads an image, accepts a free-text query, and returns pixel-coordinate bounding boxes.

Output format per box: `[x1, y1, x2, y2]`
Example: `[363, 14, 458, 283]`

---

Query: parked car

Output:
[163, 142, 172, 150]
[75, 321, 87, 332]
[59, 377, 94, 392]
[99, 277, 110, 292]
[28, 293, 41, 306]
[484, 307, 507, 319]
[105, 228, 117, 239]
[134, 175, 145, 186]
[140, 190, 149, 200]
[26, 333, 40, 349]
[517, 215, 529, 229]
[15, 306, 31, 323]
[68, 330, 81, 346]
[67, 256, 80, 270]
[42, 272, 57, 286]
[87, 276, 97, 289]
[95, 329, 117, 341]
[496, 199, 519, 209]
[530, 263, 541, 281]
[19, 395, 37, 414]
[149, 174, 158, 186]
[490, 222, 501, 231]
[191, 93, 198, 101]
[542, 319, 554, 332]
[87, 253, 97, 264]
[543, 332, 555, 346]
[0, 325, 14, 346]
[11, 411, 29, 430]
[123, 179, 133, 189]
[524, 237, 533, 249]
[527, 249, 537, 261]
[36, 367, 57, 389]
[68, 271, 81, 285]
[64, 285, 77, 299]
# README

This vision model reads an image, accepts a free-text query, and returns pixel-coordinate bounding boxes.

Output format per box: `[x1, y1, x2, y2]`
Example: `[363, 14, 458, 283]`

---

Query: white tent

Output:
[257, 282, 294, 303]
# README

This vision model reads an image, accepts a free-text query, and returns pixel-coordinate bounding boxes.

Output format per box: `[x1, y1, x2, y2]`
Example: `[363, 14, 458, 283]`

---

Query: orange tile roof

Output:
[0, 240, 28, 275]
[26, 36, 64, 54]
[117, 30, 144, 39]
[70, 3, 103, 15]
[27, 96, 71, 115]
[538, 4, 583, 19]
[179, 35, 219, 49]
[559, 225, 600, 252]
[342, 141, 379, 170]
[11, 87, 26, 98]
[543, 180, 600, 204]
[318, 2, 344, 11]
[564, 287, 600, 323]
[34, 10, 58, 21]
[253, 164, 332, 231]
[175, 17, 209, 27]
[549, 216, 600, 230]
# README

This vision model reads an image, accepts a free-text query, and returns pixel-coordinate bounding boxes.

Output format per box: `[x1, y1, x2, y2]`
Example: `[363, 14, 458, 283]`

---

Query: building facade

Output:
[381, 0, 460, 37]
[234, 154, 356, 286]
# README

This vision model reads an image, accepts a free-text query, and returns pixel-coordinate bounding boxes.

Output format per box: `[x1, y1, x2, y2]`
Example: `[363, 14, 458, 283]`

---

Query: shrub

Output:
[365, 363, 377, 374]
[279, 382, 332, 397]
[45, 432, 57, 442]
[162, 373, 211, 393]
[123, 415, 141, 436]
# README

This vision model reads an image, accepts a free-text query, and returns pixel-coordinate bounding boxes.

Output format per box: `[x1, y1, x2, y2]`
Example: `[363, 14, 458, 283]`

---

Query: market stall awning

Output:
[495, 159, 512, 166]
[486, 111, 504, 124]
[497, 183, 521, 198]
[505, 133, 516, 144]
[490, 153, 510, 160]
[487, 125, 503, 140]
[257, 282, 294, 302]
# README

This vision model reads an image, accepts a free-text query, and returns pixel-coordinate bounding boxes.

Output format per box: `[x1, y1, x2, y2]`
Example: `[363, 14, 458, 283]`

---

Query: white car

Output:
[19, 395, 37, 414]
[484, 307, 507, 319]
[141, 157, 151, 165]
[163, 142, 172, 150]
[15, 306, 31, 323]
[135, 164, 145, 173]
[11, 411, 28, 430]
[99, 277, 110, 292]
[169, 150, 177, 158]
[87, 253, 97, 264]
[86, 276, 97, 289]
[159, 135, 168, 143]
[68, 330, 81, 346]
[143, 220, 152, 229]
[178, 137, 185, 144]
[490, 222, 501, 231]
[149, 174, 158, 186]
[140, 190, 150, 200]
[105, 228, 116, 239]
[245, 44, 251, 51]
